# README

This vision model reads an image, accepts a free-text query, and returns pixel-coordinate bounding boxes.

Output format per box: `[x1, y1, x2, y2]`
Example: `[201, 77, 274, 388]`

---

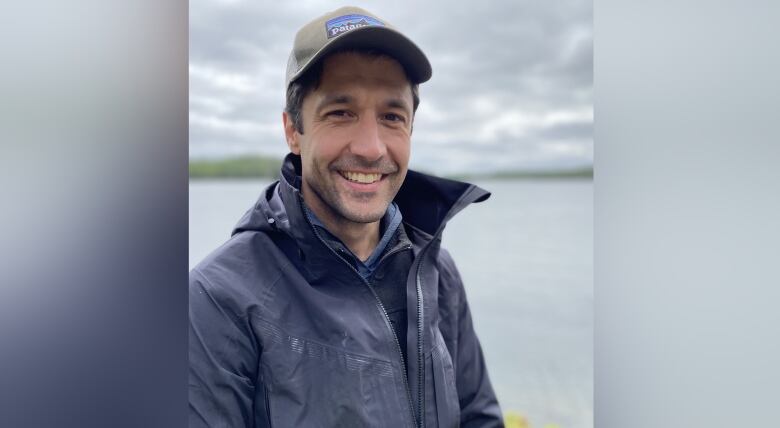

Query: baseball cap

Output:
[285, 6, 432, 88]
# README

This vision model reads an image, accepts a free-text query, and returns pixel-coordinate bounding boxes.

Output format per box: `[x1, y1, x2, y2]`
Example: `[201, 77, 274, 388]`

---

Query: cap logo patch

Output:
[325, 14, 384, 39]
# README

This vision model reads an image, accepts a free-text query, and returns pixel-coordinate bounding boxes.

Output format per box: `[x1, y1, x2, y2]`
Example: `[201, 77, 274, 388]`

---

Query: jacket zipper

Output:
[301, 206, 419, 428]
[263, 381, 273, 427]
[414, 245, 428, 428]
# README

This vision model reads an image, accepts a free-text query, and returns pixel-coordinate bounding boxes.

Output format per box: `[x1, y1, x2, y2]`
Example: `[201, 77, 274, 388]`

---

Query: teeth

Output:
[343, 171, 381, 184]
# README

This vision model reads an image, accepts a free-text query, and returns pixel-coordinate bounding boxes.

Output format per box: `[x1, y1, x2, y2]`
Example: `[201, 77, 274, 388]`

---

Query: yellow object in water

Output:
[504, 412, 530, 428]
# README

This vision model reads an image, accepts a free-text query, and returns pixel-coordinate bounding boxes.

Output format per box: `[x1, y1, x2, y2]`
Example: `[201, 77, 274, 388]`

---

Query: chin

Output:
[342, 210, 386, 224]
[338, 202, 388, 224]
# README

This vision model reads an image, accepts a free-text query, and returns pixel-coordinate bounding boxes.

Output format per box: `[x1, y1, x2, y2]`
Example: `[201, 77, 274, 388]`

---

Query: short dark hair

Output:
[285, 48, 420, 134]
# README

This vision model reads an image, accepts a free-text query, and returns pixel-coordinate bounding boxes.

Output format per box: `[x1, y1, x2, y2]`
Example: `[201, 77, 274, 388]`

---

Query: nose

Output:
[348, 115, 386, 162]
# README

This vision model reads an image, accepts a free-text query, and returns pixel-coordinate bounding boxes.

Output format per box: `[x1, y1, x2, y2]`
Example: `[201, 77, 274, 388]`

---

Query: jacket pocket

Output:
[256, 318, 403, 427]
[431, 334, 460, 428]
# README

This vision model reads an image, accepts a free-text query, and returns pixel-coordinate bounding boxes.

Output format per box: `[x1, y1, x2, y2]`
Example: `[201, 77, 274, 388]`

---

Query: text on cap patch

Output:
[325, 14, 385, 39]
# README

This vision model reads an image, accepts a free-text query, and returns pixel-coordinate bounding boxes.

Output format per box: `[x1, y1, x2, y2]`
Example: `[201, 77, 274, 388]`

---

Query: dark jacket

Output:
[189, 154, 503, 427]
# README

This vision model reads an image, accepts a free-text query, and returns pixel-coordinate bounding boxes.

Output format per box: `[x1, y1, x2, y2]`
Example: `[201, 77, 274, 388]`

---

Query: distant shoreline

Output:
[189, 156, 593, 180]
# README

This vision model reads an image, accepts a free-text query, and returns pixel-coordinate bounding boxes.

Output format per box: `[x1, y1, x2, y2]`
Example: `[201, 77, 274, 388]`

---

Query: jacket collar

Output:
[274, 153, 491, 235]
[232, 153, 491, 281]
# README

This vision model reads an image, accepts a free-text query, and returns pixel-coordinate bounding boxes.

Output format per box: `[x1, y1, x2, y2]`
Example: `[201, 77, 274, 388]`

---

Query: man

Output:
[190, 6, 503, 427]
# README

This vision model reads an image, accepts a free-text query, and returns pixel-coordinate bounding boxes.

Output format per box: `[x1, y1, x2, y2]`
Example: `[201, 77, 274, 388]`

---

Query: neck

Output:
[302, 193, 381, 262]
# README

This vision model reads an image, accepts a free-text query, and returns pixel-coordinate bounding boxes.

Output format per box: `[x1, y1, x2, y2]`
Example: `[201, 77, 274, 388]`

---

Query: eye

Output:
[382, 113, 406, 123]
[326, 110, 352, 118]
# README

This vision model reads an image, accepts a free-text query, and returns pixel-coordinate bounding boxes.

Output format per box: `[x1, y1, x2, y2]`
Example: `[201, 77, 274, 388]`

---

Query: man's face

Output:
[284, 52, 414, 225]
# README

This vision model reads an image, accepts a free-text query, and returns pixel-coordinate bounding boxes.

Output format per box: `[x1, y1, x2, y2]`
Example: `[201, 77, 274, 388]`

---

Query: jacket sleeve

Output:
[189, 269, 264, 428]
[438, 250, 504, 428]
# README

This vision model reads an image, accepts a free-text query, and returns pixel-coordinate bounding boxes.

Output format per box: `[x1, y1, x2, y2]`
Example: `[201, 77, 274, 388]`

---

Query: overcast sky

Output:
[190, 0, 592, 174]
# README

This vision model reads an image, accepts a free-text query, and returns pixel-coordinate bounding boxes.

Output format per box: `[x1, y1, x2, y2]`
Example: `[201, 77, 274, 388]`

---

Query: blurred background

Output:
[190, 1, 592, 427]
[3, 1, 775, 427]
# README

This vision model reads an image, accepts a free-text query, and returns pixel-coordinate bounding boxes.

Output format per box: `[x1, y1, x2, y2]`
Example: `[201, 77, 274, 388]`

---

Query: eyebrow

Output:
[315, 94, 353, 112]
[315, 94, 412, 114]
[385, 98, 411, 113]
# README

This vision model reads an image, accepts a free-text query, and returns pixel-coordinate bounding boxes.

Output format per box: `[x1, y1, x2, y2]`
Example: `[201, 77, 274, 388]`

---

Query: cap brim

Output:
[288, 26, 432, 86]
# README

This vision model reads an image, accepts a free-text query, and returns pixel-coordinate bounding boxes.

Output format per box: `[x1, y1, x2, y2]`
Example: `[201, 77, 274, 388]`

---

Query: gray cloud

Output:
[190, 0, 592, 174]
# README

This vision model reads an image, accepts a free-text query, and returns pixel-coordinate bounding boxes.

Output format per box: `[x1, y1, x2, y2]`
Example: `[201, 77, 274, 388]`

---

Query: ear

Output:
[282, 111, 301, 155]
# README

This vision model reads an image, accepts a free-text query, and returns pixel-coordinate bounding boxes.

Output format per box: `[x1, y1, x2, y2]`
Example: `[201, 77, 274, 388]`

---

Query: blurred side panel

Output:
[0, 1, 188, 427]
[595, 1, 780, 427]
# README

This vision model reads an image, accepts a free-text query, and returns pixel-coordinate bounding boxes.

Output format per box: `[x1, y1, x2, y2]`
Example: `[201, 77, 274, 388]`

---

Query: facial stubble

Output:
[304, 156, 404, 225]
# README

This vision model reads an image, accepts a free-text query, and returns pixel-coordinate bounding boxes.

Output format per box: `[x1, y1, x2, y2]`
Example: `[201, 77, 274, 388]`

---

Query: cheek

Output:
[304, 130, 347, 165]
[299, 142, 327, 172]
[389, 137, 411, 167]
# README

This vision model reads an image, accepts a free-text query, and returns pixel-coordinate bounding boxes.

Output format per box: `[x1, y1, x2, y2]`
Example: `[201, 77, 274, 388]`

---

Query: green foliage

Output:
[490, 166, 593, 179]
[189, 155, 592, 181]
[189, 155, 282, 179]
[448, 166, 593, 181]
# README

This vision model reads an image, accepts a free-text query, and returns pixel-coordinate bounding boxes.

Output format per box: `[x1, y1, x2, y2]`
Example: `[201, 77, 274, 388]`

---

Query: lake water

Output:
[190, 178, 593, 428]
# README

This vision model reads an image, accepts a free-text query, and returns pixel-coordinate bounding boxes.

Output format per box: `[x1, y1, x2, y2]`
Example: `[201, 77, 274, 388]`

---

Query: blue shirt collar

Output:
[304, 202, 403, 279]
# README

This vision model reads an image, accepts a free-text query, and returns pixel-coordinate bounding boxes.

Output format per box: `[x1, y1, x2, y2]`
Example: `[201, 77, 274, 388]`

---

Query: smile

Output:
[339, 171, 383, 184]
